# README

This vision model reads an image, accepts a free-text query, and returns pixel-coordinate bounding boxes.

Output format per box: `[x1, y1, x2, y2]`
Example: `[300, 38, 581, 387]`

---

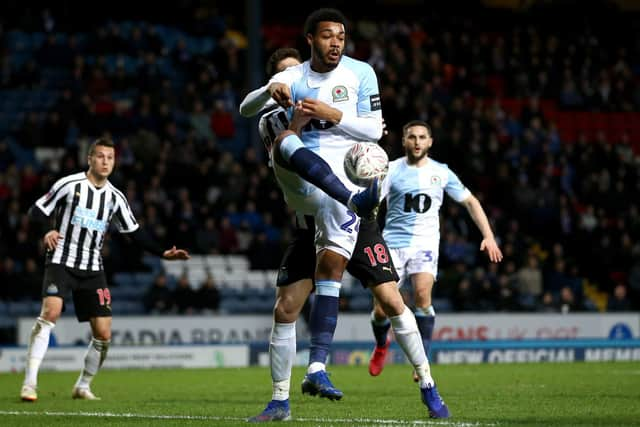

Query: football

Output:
[343, 142, 389, 187]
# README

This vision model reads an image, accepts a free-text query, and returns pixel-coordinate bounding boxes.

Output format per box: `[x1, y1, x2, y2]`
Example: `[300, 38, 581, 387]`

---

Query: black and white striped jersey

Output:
[258, 106, 289, 151]
[35, 171, 139, 271]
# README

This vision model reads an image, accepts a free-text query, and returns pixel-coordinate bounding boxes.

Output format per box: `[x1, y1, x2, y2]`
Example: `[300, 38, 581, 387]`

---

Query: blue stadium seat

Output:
[8, 301, 36, 316]
[219, 297, 245, 314]
[133, 272, 155, 287]
[112, 272, 136, 287]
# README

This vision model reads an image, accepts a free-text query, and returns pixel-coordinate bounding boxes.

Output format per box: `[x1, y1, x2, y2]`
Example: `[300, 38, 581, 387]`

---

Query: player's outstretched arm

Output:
[162, 246, 190, 260]
[460, 194, 503, 263]
[127, 228, 190, 260]
[239, 85, 274, 117]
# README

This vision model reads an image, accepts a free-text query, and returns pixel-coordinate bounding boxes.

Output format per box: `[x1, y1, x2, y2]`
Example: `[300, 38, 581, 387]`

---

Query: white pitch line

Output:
[0, 410, 496, 426]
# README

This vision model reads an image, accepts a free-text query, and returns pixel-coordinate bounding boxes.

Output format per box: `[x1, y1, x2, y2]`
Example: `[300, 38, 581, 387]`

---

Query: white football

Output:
[344, 142, 389, 187]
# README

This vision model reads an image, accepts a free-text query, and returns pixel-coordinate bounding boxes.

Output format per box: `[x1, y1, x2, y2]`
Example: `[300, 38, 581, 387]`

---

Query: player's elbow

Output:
[239, 103, 252, 117]
[461, 194, 477, 210]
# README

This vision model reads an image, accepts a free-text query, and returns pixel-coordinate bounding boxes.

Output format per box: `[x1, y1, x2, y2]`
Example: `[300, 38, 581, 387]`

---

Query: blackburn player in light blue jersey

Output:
[243, 7, 385, 405]
[368, 120, 503, 379]
[247, 10, 450, 422]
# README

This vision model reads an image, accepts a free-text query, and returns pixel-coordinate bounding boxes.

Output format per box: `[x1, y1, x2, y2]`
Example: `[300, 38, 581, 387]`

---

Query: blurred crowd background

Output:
[1, 0, 639, 340]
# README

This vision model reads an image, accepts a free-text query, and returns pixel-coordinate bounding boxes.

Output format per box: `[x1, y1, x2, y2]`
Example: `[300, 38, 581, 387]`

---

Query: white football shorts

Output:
[390, 242, 440, 288]
[272, 159, 359, 259]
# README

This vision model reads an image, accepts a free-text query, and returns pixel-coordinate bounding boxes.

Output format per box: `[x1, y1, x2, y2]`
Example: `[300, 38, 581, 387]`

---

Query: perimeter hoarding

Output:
[17, 313, 639, 347]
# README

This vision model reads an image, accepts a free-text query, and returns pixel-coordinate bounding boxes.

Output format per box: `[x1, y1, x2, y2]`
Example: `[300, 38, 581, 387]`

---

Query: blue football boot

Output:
[420, 384, 450, 418]
[301, 371, 343, 400]
[247, 399, 291, 422]
[347, 177, 380, 218]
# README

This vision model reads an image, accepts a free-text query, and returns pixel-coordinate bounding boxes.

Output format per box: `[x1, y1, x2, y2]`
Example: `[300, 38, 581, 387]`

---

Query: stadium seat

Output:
[113, 272, 136, 287]
[226, 255, 250, 272]
[246, 271, 268, 289]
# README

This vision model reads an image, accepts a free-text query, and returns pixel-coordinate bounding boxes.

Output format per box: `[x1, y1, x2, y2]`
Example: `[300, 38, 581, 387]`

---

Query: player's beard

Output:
[314, 43, 342, 71]
[406, 147, 428, 164]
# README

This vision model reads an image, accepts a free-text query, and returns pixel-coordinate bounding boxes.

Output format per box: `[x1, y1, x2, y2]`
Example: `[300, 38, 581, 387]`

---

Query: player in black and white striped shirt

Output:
[20, 138, 189, 402]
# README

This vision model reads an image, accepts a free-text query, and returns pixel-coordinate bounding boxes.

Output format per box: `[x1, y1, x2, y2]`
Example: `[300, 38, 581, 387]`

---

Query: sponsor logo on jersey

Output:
[382, 266, 393, 273]
[46, 283, 58, 294]
[332, 86, 349, 102]
[71, 206, 107, 232]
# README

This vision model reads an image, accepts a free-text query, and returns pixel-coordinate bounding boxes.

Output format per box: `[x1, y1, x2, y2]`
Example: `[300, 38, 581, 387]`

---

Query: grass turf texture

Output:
[1, 362, 639, 426]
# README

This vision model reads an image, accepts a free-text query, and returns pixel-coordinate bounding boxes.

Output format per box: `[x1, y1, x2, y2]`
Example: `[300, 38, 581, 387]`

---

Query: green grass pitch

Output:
[1, 362, 639, 426]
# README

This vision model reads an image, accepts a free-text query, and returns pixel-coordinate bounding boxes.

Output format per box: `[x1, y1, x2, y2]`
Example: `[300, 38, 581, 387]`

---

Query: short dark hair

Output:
[88, 137, 115, 156]
[403, 120, 431, 137]
[303, 8, 347, 36]
[266, 47, 302, 77]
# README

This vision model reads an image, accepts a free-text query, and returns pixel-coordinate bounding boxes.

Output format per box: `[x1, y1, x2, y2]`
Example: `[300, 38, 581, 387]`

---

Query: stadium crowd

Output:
[0, 2, 639, 331]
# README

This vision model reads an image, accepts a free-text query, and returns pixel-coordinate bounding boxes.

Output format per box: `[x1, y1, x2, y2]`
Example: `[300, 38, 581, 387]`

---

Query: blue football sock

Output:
[414, 312, 435, 357]
[308, 281, 341, 365]
[289, 148, 352, 206]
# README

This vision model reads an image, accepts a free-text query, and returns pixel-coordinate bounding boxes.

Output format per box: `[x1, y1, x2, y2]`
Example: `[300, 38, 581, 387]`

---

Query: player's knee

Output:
[40, 302, 62, 322]
[316, 258, 348, 281]
[274, 296, 301, 323]
[93, 329, 111, 341]
[379, 293, 405, 317]
[414, 288, 432, 307]
[274, 129, 296, 146]
[272, 130, 297, 168]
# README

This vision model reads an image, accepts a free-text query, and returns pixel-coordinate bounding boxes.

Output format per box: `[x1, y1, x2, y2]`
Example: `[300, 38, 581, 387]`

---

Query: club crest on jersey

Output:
[332, 86, 348, 102]
[47, 283, 58, 294]
[430, 176, 441, 186]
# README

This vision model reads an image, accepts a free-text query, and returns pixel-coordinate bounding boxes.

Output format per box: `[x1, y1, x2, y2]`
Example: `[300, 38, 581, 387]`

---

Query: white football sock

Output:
[24, 317, 55, 386]
[270, 322, 296, 401]
[74, 338, 110, 389]
[390, 306, 434, 387]
[307, 362, 326, 374]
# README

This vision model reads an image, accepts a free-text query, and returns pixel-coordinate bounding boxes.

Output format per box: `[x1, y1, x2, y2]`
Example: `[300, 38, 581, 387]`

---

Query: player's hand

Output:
[289, 101, 312, 133]
[163, 246, 190, 260]
[299, 98, 341, 124]
[480, 238, 503, 263]
[43, 230, 60, 251]
[268, 83, 293, 108]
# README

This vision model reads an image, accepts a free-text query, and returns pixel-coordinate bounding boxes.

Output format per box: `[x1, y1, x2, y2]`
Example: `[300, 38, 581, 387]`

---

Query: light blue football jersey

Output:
[268, 56, 382, 186]
[381, 157, 471, 248]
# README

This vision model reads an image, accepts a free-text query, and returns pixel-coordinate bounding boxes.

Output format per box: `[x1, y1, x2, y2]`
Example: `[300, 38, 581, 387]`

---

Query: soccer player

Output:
[250, 110, 450, 423]
[243, 6, 384, 401]
[240, 7, 387, 405]
[20, 138, 189, 402]
[368, 120, 503, 378]
[246, 11, 450, 416]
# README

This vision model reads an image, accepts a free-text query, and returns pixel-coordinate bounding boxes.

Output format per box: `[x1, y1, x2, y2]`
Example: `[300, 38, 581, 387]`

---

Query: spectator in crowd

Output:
[144, 272, 173, 314]
[197, 273, 220, 313]
[173, 274, 197, 314]
[559, 286, 584, 313]
[517, 254, 543, 309]
[607, 283, 632, 312]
